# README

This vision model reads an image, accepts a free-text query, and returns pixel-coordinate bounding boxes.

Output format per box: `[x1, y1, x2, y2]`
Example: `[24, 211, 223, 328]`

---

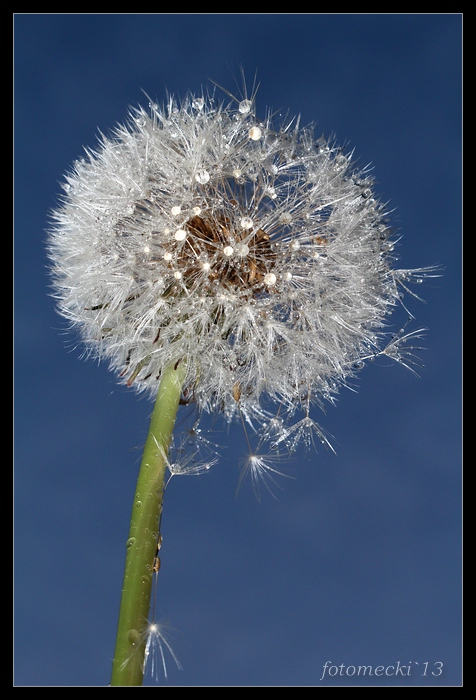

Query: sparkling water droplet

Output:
[263, 272, 277, 287]
[195, 169, 210, 184]
[126, 537, 136, 549]
[240, 216, 253, 230]
[192, 97, 204, 110]
[235, 243, 250, 256]
[238, 99, 252, 114]
[248, 126, 262, 140]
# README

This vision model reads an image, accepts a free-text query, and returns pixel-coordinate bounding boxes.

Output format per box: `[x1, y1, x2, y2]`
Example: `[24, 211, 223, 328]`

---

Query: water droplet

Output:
[235, 243, 250, 256]
[135, 500, 142, 508]
[279, 212, 293, 225]
[192, 97, 204, 110]
[171, 206, 181, 216]
[238, 99, 252, 114]
[126, 537, 136, 549]
[263, 272, 277, 287]
[174, 229, 187, 241]
[266, 187, 277, 199]
[223, 246, 234, 257]
[248, 126, 262, 141]
[240, 216, 253, 230]
[195, 169, 210, 184]
[128, 629, 141, 646]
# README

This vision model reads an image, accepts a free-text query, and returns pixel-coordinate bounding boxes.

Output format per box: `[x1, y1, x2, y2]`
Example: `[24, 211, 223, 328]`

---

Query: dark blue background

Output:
[14, 14, 462, 686]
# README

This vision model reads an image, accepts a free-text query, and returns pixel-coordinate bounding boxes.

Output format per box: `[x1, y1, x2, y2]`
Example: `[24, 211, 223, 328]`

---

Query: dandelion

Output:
[47, 83, 436, 685]
[48, 88, 434, 430]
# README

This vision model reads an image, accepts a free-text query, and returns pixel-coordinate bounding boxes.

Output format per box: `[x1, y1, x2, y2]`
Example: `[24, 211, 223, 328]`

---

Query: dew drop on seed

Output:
[239, 99, 252, 114]
[240, 216, 254, 230]
[236, 243, 250, 256]
[192, 97, 204, 110]
[263, 272, 277, 286]
[195, 169, 210, 184]
[249, 126, 262, 140]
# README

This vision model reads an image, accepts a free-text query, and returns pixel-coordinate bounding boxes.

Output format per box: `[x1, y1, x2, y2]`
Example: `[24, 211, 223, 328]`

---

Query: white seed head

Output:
[47, 85, 432, 451]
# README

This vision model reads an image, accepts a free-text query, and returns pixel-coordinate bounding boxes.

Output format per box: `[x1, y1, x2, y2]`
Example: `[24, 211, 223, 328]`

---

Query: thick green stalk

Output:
[110, 361, 186, 686]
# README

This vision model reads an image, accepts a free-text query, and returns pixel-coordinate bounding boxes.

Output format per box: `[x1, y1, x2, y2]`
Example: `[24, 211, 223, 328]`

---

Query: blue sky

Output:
[14, 14, 462, 687]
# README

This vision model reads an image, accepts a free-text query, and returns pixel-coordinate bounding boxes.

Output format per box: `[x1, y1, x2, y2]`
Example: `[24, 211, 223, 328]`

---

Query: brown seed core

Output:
[176, 214, 275, 292]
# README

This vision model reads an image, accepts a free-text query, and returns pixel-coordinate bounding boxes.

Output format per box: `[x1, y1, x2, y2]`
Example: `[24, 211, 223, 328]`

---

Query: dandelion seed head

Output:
[48, 83, 434, 454]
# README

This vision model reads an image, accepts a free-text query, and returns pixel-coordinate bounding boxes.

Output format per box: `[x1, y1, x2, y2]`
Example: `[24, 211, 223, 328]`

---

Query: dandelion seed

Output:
[120, 620, 182, 682]
[273, 415, 336, 455]
[142, 622, 182, 681]
[237, 453, 292, 501]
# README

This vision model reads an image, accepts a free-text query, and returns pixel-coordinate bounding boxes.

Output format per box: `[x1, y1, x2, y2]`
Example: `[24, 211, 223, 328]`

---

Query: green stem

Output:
[110, 361, 186, 686]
